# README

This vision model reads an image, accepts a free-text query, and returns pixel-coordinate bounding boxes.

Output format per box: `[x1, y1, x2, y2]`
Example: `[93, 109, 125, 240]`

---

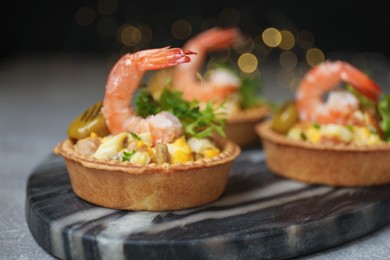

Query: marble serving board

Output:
[26, 149, 390, 260]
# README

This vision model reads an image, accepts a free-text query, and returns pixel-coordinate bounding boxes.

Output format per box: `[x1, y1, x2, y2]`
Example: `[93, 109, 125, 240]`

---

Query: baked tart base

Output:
[54, 138, 240, 211]
[256, 120, 390, 187]
[225, 106, 269, 148]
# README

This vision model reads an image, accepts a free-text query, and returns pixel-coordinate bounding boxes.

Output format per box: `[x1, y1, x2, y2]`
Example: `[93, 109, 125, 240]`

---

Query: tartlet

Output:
[54, 136, 240, 211]
[54, 47, 241, 211]
[256, 120, 390, 187]
[256, 60, 390, 187]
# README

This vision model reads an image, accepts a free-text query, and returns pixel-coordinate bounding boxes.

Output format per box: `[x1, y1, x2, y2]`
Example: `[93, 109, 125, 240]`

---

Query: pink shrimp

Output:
[296, 60, 382, 125]
[102, 47, 196, 144]
[172, 27, 243, 102]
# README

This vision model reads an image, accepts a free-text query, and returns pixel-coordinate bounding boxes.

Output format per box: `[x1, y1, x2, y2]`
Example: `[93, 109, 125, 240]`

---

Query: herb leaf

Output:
[121, 150, 136, 162]
[135, 87, 226, 138]
[130, 132, 141, 140]
[378, 94, 390, 141]
[135, 89, 161, 118]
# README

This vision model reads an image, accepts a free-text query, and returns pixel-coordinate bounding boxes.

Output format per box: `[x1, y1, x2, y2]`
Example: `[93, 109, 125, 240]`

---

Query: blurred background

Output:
[2, 2, 390, 56]
[2, 0, 390, 58]
[2, 0, 390, 91]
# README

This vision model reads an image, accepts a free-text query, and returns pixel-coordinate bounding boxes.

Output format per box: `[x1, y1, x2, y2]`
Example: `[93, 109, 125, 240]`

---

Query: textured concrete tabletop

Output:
[1, 53, 390, 259]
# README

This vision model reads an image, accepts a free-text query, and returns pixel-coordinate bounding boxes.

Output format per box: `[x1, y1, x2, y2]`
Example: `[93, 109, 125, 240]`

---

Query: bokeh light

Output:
[262, 28, 282, 47]
[119, 25, 142, 46]
[279, 51, 298, 70]
[138, 25, 153, 46]
[71, 3, 332, 93]
[306, 48, 325, 67]
[171, 20, 192, 40]
[279, 30, 295, 50]
[238, 53, 258, 73]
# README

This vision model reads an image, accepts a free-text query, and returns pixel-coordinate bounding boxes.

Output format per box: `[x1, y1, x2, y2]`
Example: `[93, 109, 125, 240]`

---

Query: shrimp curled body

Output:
[296, 60, 381, 125]
[102, 47, 196, 144]
[173, 27, 243, 103]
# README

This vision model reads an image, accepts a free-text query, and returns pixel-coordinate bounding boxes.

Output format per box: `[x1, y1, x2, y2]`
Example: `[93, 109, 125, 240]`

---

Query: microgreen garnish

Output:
[135, 90, 160, 118]
[378, 94, 390, 141]
[313, 123, 321, 129]
[121, 150, 136, 162]
[130, 132, 141, 140]
[135, 87, 226, 138]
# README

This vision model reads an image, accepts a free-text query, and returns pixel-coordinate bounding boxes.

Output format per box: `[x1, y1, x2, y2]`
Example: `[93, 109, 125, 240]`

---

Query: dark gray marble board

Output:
[26, 149, 390, 260]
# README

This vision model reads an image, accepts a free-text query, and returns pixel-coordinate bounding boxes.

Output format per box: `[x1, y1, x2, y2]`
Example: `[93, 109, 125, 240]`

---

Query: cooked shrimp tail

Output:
[296, 60, 382, 125]
[102, 47, 196, 143]
[340, 62, 381, 101]
[180, 27, 241, 73]
[173, 27, 243, 102]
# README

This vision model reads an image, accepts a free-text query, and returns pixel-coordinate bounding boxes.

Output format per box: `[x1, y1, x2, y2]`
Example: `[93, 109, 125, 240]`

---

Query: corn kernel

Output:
[168, 136, 194, 163]
[305, 127, 321, 144]
[204, 148, 220, 158]
[136, 140, 145, 149]
[172, 150, 193, 163]
[147, 147, 156, 162]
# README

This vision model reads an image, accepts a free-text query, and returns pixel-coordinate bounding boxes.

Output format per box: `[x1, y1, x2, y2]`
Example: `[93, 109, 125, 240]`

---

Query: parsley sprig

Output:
[379, 94, 390, 141]
[121, 150, 136, 162]
[135, 87, 226, 138]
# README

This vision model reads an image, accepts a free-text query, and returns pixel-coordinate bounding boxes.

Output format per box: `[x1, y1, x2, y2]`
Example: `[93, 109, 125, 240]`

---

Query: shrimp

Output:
[172, 27, 243, 102]
[296, 60, 382, 125]
[102, 47, 196, 144]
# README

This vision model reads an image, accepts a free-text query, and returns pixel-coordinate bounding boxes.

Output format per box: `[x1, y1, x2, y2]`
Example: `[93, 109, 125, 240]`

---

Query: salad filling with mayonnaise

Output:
[70, 87, 226, 165]
[270, 60, 390, 147]
[74, 131, 220, 165]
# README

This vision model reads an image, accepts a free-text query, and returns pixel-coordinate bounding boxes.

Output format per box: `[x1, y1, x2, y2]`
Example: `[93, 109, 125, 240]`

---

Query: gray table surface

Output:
[2, 52, 390, 260]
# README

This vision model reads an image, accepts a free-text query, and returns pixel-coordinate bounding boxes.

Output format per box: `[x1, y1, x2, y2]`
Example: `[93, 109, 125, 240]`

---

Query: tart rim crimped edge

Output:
[54, 136, 241, 174]
[256, 120, 390, 152]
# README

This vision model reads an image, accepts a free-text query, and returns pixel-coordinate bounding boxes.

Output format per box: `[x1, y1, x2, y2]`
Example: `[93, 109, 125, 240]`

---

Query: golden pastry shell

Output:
[256, 120, 390, 187]
[54, 137, 241, 211]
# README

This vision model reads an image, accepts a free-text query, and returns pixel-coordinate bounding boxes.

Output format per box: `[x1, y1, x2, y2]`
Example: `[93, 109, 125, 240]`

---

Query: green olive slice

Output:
[271, 100, 299, 134]
[67, 101, 110, 141]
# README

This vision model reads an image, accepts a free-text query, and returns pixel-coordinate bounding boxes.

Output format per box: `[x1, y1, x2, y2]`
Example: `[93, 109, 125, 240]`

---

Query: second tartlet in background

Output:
[256, 60, 390, 187]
